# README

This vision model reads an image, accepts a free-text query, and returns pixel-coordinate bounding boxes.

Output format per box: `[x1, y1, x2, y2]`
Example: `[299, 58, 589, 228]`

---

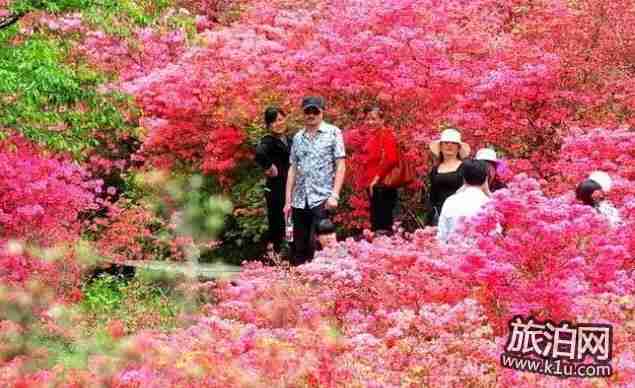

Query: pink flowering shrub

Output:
[111, 0, 565, 178]
[93, 201, 191, 263]
[176, 0, 250, 28]
[546, 127, 635, 200]
[78, 27, 187, 82]
[449, 176, 634, 333]
[94, 174, 632, 387]
[2, 174, 635, 386]
[0, 134, 97, 300]
[0, 134, 99, 245]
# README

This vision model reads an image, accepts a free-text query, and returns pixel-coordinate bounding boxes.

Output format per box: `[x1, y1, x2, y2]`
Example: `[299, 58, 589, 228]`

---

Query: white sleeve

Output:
[436, 206, 451, 243]
[598, 201, 622, 226]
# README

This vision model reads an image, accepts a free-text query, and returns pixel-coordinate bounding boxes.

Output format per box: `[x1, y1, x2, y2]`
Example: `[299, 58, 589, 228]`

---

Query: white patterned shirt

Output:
[597, 201, 621, 226]
[289, 121, 346, 209]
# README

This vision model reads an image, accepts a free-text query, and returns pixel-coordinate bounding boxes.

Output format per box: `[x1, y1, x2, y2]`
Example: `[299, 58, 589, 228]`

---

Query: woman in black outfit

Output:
[255, 107, 291, 254]
[424, 128, 471, 226]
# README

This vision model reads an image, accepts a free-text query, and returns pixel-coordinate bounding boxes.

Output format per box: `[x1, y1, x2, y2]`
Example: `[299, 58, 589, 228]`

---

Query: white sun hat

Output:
[588, 171, 613, 192]
[475, 148, 498, 164]
[429, 128, 471, 159]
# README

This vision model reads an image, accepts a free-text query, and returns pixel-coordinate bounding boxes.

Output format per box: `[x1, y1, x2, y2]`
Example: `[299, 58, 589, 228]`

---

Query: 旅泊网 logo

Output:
[500, 315, 612, 378]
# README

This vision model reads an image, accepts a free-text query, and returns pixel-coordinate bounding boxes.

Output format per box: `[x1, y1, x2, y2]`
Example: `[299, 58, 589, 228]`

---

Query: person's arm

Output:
[284, 136, 299, 217]
[376, 130, 399, 180]
[255, 138, 272, 170]
[436, 205, 450, 242]
[329, 128, 347, 205]
[284, 165, 296, 214]
[255, 138, 279, 177]
[424, 168, 437, 207]
[332, 158, 346, 198]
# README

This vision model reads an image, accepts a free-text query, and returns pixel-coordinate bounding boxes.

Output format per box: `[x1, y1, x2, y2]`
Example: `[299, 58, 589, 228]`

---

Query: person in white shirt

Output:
[437, 159, 490, 242]
[575, 171, 621, 226]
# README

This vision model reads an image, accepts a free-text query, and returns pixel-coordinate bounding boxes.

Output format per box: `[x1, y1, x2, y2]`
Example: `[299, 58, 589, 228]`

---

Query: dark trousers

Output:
[265, 187, 285, 253]
[369, 186, 398, 232]
[291, 202, 328, 266]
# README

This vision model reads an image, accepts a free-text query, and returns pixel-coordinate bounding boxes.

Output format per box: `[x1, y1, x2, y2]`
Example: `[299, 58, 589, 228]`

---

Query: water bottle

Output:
[285, 216, 294, 242]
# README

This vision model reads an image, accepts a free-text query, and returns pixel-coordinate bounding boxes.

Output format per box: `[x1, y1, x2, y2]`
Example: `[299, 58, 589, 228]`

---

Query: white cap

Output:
[475, 148, 498, 163]
[588, 171, 612, 192]
[439, 128, 462, 143]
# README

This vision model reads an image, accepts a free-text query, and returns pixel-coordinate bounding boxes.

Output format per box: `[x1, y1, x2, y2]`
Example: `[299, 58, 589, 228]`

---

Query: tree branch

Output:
[0, 13, 23, 30]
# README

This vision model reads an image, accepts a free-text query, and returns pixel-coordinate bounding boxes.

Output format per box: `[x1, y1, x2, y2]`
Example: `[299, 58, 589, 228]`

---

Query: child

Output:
[316, 218, 337, 249]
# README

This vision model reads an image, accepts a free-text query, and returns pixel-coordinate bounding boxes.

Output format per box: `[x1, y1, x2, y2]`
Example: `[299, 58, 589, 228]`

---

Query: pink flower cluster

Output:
[78, 28, 186, 82]
[545, 127, 635, 203]
[0, 134, 99, 245]
[0, 134, 96, 299]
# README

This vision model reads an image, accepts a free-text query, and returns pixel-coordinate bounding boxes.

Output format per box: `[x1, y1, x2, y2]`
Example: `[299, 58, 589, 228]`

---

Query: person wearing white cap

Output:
[423, 128, 471, 226]
[588, 171, 612, 192]
[475, 148, 506, 194]
[575, 171, 621, 226]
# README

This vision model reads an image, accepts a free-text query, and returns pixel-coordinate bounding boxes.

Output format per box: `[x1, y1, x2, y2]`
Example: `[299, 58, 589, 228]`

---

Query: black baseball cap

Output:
[301, 96, 325, 111]
[316, 218, 336, 235]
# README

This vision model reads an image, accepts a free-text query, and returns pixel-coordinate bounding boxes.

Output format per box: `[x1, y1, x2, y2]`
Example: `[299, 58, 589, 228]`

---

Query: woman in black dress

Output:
[424, 128, 471, 226]
[255, 107, 291, 254]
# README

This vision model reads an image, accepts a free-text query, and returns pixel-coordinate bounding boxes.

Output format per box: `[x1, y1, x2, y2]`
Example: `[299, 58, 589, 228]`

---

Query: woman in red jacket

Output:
[361, 106, 399, 234]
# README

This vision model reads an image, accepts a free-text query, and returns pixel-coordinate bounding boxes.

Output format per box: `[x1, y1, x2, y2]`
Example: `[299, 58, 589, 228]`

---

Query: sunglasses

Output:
[303, 107, 321, 116]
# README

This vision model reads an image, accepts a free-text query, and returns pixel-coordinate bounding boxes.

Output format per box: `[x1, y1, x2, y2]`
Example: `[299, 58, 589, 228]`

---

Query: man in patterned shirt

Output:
[283, 96, 346, 265]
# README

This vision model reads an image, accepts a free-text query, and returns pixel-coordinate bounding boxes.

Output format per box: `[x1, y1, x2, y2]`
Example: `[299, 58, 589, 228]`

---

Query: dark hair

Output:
[316, 218, 336, 235]
[485, 160, 497, 178]
[576, 179, 602, 206]
[363, 104, 382, 117]
[462, 159, 488, 186]
[264, 106, 285, 129]
[433, 148, 464, 167]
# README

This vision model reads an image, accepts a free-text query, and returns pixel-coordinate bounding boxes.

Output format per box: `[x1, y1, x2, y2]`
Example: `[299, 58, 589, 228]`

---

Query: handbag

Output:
[380, 130, 416, 188]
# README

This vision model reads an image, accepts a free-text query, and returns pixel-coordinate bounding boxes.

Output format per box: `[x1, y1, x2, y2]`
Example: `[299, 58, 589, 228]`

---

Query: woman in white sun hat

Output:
[475, 148, 507, 194]
[575, 171, 621, 226]
[423, 128, 471, 226]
